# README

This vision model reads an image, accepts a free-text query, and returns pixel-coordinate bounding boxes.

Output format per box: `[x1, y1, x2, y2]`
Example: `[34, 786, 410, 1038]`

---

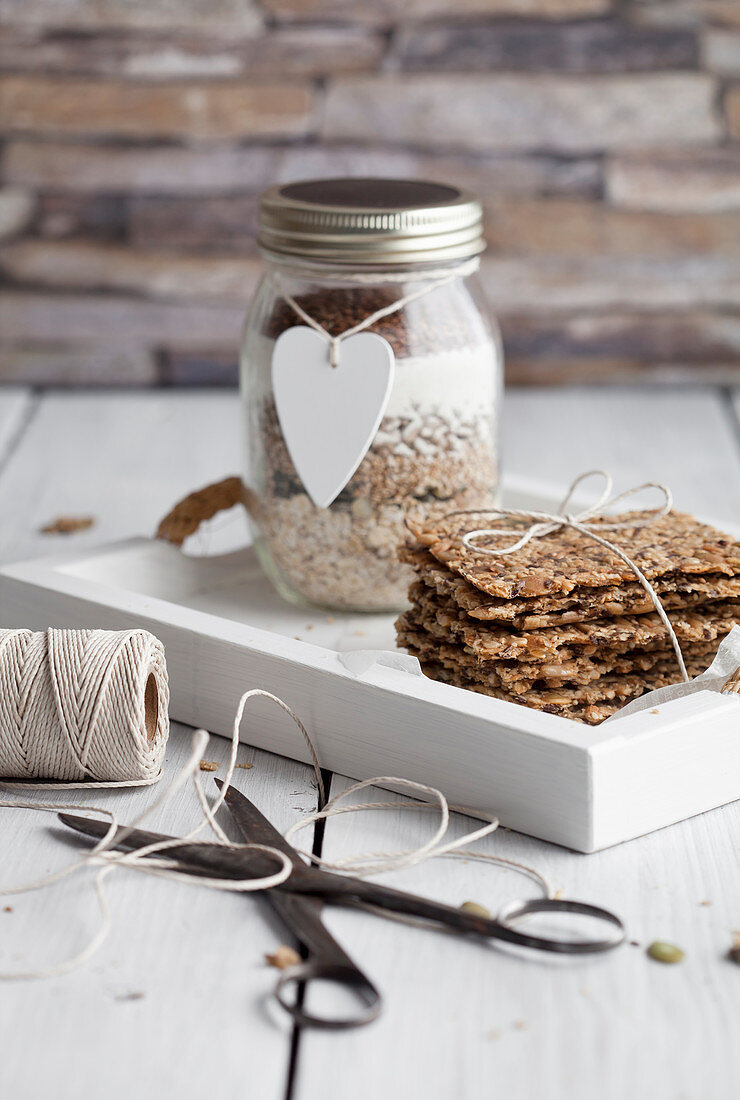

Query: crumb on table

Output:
[40, 515, 95, 535]
[265, 945, 301, 970]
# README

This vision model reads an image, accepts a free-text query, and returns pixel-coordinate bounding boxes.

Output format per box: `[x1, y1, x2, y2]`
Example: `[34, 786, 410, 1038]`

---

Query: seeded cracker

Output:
[411, 585, 740, 663]
[400, 545, 740, 628]
[415, 661, 626, 725]
[405, 510, 740, 599]
[396, 613, 719, 691]
[397, 506, 740, 723]
[406, 645, 715, 710]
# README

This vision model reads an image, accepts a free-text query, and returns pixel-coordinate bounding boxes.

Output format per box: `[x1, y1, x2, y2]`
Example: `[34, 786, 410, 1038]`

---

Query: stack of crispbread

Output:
[396, 510, 740, 724]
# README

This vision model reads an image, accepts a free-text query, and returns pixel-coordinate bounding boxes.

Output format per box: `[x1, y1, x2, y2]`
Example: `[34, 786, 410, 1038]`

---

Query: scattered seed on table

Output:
[199, 760, 219, 772]
[460, 900, 491, 919]
[647, 941, 684, 964]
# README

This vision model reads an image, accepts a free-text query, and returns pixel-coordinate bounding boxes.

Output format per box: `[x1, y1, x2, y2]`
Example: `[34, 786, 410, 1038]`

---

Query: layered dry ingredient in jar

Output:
[241, 178, 500, 611]
[246, 282, 498, 609]
[396, 509, 740, 723]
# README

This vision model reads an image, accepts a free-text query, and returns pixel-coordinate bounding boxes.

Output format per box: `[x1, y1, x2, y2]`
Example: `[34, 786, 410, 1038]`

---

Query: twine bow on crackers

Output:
[450, 469, 689, 683]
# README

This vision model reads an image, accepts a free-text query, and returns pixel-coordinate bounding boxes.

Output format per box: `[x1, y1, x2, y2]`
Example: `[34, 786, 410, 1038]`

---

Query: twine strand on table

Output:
[0, 688, 550, 980]
[270, 256, 480, 367]
[446, 469, 689, 682]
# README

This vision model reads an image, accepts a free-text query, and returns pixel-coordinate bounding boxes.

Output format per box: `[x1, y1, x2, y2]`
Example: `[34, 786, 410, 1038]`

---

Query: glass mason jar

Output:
[240, 178, 502, 613]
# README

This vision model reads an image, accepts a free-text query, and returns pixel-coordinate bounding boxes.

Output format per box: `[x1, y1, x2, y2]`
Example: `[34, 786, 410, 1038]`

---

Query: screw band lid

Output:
[258, 178, 485, 267]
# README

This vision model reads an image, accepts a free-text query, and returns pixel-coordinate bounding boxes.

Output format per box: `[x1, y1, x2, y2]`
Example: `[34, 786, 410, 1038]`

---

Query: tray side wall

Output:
[0, 570, 594, 851]
[590, 693, 740, 849]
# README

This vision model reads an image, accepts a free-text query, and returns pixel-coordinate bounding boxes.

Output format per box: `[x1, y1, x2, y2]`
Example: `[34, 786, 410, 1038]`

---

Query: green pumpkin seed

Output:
[647, 941, 684, 964]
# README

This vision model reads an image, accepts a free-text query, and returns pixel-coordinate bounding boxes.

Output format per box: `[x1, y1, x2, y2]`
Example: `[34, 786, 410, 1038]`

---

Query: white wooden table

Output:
[1, 385, 739, 1100]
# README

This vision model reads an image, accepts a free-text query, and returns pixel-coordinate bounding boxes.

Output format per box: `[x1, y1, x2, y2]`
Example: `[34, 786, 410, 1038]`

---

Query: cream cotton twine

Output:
[0, 628, 170, 786]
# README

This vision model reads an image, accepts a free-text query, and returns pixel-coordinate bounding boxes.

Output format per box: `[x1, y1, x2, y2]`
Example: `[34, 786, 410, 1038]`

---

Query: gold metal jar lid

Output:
[258, 178, 485, 267]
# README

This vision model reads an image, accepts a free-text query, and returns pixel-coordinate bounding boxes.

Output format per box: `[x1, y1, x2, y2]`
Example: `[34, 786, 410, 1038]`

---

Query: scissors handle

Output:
[493, 897, 625, 954]
[268, 891, 382, 1029]
[316, 875, 625, 954]
[274, 961, 381, 1030]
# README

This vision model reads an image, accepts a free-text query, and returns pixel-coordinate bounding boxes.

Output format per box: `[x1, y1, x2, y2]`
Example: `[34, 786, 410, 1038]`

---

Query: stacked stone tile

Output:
[0, 0, 739, 386]
[396, 510, 740, 724]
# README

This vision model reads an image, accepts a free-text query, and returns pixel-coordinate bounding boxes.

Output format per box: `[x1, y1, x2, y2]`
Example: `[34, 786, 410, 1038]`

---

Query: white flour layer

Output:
[244, 332, 499, 422]
[386, 341, 498, 420]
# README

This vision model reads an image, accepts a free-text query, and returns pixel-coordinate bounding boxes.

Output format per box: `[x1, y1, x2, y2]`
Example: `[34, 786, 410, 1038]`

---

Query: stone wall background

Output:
[0, 0, 739, 386]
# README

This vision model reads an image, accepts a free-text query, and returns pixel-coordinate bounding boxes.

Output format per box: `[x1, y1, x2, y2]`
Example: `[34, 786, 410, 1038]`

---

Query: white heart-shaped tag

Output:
[272, 326, 395, 509]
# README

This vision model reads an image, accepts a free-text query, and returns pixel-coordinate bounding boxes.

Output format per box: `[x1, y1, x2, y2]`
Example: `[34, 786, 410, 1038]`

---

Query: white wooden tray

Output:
[1, 474, 739, 853]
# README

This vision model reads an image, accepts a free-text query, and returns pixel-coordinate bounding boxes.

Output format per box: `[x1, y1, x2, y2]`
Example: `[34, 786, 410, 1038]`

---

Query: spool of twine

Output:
[0, 629, 169, 786]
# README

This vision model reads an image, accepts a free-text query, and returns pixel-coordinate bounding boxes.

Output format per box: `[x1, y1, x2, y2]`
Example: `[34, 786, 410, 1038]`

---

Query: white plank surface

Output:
[504, 387, 740, 525]
[0, 390, 248, 566]
[296, 778, 740, 1100]
[0, 733, 318, 1100]
[0, 389, 306, 1100]
[1, 385, 740, 1100]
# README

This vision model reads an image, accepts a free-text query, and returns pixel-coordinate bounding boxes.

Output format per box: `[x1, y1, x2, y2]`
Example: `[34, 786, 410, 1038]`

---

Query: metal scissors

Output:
[59, 780, 625, 1030]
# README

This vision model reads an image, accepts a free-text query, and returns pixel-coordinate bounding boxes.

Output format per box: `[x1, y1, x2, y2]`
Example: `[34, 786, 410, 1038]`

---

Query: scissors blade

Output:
[58, 813, 380, 1025]
[57, 813, 286, 881]
[214, 778, 307, 870]
[212, 782, 382, 1025]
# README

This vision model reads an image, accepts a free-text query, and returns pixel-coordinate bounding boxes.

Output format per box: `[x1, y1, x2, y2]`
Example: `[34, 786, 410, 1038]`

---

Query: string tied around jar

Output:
[444, 469, 689, 682]
[269, 256, 481, 368]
